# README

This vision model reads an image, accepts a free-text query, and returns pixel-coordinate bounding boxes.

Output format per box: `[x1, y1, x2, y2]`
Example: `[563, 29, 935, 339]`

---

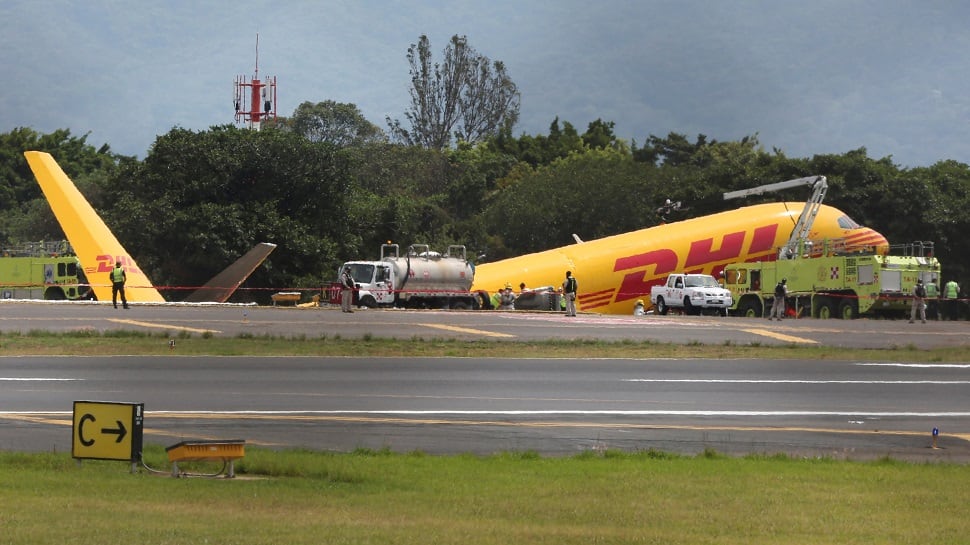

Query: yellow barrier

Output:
[166, 440, 245, 478]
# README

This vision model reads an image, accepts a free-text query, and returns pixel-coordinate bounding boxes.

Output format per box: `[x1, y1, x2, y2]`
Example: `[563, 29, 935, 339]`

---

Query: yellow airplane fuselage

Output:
[472, 202, 888, 314]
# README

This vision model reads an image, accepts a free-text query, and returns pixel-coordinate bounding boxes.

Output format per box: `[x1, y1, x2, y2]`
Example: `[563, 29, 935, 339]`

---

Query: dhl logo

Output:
[578, 224, 779, 311]
[88, 254, 143, 275]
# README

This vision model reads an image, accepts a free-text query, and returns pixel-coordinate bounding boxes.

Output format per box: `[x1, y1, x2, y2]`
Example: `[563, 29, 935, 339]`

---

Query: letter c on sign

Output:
[79, 413, 96, 447]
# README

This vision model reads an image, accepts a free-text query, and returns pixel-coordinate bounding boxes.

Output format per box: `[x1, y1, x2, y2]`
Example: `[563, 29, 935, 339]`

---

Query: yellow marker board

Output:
[72, 401, 144, 461]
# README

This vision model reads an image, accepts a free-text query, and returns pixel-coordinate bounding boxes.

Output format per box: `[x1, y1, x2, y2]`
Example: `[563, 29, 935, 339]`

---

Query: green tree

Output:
[0, 127, 118, 245]
[488, 118, 585, 167]
[101, 125, 352, 301]
[387, 35, 520, 150]
[484, 148, 659, 257]
[288, 100, 385, 147]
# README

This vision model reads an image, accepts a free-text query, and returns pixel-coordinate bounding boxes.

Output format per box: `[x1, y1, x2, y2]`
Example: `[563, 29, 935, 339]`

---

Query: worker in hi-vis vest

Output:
[110, 261, 129, 310]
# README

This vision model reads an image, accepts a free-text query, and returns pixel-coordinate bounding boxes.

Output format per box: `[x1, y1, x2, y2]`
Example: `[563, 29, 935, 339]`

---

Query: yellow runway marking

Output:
[419, 323, 515, 338]
[7, 413, 961, 444]
[742, 328, 818, 344]
[107, 318, 221, 335]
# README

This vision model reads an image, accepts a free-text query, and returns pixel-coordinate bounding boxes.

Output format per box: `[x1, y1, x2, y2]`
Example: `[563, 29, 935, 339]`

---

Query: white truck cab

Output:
[649, 273, 733, 316]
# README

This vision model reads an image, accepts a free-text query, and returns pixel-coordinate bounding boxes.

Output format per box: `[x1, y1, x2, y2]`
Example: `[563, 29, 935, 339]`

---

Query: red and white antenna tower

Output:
[234, 34, 277, 130]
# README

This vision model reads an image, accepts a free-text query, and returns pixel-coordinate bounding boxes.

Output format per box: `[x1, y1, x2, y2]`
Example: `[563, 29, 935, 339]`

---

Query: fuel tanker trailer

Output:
[332, 243, 480, 309]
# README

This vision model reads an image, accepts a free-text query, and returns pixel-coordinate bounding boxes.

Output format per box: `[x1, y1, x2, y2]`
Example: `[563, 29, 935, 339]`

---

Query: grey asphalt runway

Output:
[1, 301, 968, 461]
[0, 299, 966, 349]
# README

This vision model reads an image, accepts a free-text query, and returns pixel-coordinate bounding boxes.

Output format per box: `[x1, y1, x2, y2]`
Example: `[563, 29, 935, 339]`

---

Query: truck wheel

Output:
[815, 298, 835, 319]
[737, 299, 762, 318]
[683, 297, 697, 316]
[44, 288, 66, 300]
[656, 297, 668, 315]
[838, 299, 858, 320]
[359, 295, 378, 308]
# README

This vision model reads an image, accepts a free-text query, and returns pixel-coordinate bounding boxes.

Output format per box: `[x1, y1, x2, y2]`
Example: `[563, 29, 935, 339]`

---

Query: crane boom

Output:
[723, 175, 828, 259]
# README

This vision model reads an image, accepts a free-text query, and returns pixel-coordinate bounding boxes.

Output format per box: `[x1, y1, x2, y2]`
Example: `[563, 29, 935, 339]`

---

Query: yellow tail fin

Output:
[24, 151, 165, 303]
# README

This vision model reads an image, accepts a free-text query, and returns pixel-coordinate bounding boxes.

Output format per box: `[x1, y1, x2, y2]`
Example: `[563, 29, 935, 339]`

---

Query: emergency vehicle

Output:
[0, 240, 91, 300]
[723, 241, 939, 319]
[721, 176, 940, 319]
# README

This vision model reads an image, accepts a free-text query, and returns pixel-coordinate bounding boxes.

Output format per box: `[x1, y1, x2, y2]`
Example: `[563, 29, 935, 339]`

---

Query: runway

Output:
[0, 301, 967, 460]
[0, 299, 967, 349]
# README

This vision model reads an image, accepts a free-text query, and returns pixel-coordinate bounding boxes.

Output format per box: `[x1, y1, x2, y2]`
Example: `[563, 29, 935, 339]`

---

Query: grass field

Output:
[3, 330, 969, 544]
[1, 328, 968, 362]
[3, 447, 970, 545]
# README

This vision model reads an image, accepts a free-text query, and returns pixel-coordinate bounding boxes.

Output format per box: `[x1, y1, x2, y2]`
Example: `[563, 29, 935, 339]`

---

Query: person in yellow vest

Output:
[110, 261, 129, 309]
[943, 279, 961, 320]
[925, 276, 939, 320]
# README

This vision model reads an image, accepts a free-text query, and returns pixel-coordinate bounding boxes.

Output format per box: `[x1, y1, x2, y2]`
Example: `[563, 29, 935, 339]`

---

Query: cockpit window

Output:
[838, 215, 861, 229]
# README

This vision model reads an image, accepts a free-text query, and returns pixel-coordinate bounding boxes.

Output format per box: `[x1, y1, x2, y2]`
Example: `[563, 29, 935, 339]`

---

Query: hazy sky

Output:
[3, 1, 968, 167]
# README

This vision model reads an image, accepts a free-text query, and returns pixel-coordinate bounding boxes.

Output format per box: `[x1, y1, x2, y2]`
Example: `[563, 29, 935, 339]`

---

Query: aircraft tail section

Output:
[24, 151, 165, 303]
[183, 243, 277, 303]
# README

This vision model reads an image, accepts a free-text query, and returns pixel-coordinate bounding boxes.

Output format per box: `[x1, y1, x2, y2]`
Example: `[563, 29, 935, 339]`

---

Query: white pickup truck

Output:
[649, 273, 733, 316]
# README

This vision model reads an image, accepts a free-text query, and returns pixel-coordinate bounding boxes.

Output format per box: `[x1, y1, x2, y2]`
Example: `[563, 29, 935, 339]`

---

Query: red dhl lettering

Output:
[95, 254, 142, 275]
[611, 224, 780, 305]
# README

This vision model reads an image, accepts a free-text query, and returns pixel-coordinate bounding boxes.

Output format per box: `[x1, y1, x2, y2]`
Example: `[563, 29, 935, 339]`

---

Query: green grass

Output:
[2, 447, 968, 544]
[1, 329, 968, 362]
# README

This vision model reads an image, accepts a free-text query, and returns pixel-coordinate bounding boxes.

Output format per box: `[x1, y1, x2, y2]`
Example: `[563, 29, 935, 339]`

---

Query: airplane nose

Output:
[845, 228, 889, 255]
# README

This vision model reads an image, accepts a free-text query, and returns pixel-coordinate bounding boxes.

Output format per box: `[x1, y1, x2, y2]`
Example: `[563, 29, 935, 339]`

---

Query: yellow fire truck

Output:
[0, 240, 91, 300]
[723, 241, 940, 319]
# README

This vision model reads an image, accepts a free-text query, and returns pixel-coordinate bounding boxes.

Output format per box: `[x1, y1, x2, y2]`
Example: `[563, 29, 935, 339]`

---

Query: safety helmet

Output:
[635, 299, 644, 305]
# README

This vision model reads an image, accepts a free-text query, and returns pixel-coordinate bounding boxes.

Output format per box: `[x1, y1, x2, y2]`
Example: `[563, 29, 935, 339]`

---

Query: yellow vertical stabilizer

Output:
[24, 151, 165, 303]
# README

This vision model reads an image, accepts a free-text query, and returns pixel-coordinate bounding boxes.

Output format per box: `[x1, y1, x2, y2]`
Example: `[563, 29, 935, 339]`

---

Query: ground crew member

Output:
[910, 279, 927, 323]
[562, 271, 577, 317]
[633, 300, 645, 316]
[490, 289, 502, 309]
[498, 283, 516, 310]
[943, 278, 961, 320]
[340, 266, 355, 313]
[110, 261, 129, 310]
[769, 278, 787, 320]
[925, 277, 939, 320]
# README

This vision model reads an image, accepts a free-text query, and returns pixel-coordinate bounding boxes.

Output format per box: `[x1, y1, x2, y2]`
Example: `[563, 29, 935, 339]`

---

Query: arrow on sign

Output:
[101, 420, 127, 443]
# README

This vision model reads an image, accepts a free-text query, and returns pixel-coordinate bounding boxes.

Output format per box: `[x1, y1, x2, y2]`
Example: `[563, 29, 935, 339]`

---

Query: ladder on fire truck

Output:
[723, 175, 828, 260]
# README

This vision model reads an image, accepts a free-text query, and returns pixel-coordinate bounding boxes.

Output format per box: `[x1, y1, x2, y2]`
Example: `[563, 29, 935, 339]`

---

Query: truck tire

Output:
[359, 295, 378, 308]
[815, 298, 835, 319]
[736, 298, 762, 318]
[683, 297, 697, 316]
[838, 299, 858, 320]
[44, 288, 66, 300]
[656, 297, 669, 315]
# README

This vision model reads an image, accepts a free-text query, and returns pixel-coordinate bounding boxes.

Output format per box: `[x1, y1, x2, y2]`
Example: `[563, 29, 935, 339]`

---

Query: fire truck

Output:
[0, 240, 91, 300]
[720, 176, 940, 319]
[723, 240, 940, 319]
